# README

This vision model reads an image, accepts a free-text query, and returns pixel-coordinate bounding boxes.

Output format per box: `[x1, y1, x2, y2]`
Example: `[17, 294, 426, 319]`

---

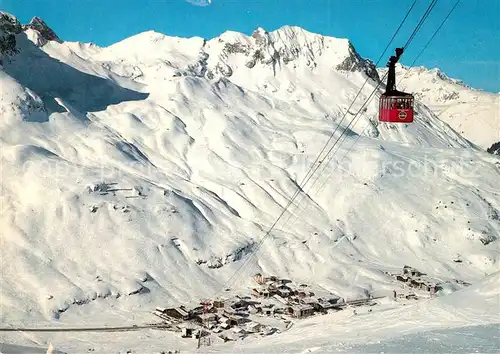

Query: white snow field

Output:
[1, 13, 499, 353]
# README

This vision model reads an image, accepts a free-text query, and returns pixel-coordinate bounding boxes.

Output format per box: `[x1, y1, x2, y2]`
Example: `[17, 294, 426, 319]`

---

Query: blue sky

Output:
[3, 0, 499, 92]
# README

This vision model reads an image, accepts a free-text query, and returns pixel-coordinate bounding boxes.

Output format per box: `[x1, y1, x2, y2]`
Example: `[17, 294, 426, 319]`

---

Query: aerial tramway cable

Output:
[246, 0, 443, 250]
[283, 0, 462, 242]
[210, 0, 449, 298]
[207, 1, 423, 299]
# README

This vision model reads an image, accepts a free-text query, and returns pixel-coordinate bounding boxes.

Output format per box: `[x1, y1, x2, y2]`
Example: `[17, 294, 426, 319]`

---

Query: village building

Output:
[231, 327, 247, 337]
[181, 327, 195, 338]
[288, 296, 302, 304]
[273, 306, 285, 314]
[165, 306, 190, 320]
[315, 300, 337, 312]
[265, 280, 278, 292]
[275, 278, 292, 286]
[395, 275, 408, 282]
[320, 295, 341, 305]
[222, 306, 237, 317]
[265, 275, 278, 282]
[253, 273, 265, 284]
[301, 297, 318, 306]
[287, 304, 315, 318]
[198, 312, 218, 322]
[409, 279, 420, 288]
[213, 300, 225, 308]
[276, 285, 291, 298]
[252, 288, 271, 298]
[196, 313, 218, 327]
[296, 290, 308, 298]
[260, 305, 275, 316]
[245, 321, 264, 333]
[189, 306, 205, 317]
[403, 265, 424, 277]
[153, 309, 170, 322]
[226, 314, 247, 326]
[230, 300, 247, 310]
[273, 294, 288, 305]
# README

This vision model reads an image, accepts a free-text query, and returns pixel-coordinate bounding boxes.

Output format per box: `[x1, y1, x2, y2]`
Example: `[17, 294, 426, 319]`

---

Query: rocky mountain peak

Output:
[211, 25, 379, 81]
[23, 16, 62, 45]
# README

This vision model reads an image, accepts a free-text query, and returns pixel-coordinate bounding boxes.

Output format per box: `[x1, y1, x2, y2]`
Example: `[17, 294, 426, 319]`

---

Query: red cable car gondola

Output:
[379, 47, 414, 123]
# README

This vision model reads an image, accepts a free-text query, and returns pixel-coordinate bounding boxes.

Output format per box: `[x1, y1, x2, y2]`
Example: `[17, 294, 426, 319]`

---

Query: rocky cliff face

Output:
[206, 26, 379, 81]
[0, 12, 22, 35]
[336, 41, 379, 81]
[22, 16, 62, 45]
[0, 12, 22, 59]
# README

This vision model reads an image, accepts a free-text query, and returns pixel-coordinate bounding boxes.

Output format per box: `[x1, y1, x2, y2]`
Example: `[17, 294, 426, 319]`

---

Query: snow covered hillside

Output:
[1, 12, 499, 352]
[378, 63, 500, 150]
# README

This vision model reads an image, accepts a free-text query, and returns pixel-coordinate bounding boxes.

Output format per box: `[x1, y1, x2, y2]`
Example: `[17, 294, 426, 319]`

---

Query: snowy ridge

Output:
[0, 14, 499, 353]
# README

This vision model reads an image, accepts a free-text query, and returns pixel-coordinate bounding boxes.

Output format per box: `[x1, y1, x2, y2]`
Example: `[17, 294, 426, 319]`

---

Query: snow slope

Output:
[1, 13, 499, 352]
[378, 63, 500, 150]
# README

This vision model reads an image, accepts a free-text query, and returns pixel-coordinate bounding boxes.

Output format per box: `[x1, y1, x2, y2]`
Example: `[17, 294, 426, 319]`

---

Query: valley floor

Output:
[1, 272, 499, 353]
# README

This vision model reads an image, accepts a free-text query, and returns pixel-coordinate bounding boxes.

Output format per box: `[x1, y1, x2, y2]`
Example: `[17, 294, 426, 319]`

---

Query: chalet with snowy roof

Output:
[287, 304, 315, 318]
[265, 275, 279, 282]
[165, 306, 190, 320]
[319, 295, 340, 304]
[196, 313, 218, 327]
[226, 314, 248, 326]
[275, 278, 292, 286]
[403, 265, 425, 277]
[219, 317, 231, 330]
[302, 297, 337, 312]
[213, 299, 226, 308]
[245, 321, 264, 333]
[260, 304, 275, 316]
[395, 275, 408, 282]
[273, 294, 289, 305]
[264, 280, 278, 291]
[276, 285, 292, 297]
[230, 299, 253, 311]
[252, 287, 271, 298]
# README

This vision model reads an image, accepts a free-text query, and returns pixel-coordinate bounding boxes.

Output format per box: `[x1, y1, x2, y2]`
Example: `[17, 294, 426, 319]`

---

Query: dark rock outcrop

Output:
[487, 142, 500, 155]
[335, 41, 379, 81]
[0, 12, 22, 60]
[0, 12, 22, 34]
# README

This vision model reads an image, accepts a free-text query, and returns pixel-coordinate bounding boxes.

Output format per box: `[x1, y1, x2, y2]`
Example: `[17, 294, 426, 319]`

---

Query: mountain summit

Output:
[23, 16, 62, 44]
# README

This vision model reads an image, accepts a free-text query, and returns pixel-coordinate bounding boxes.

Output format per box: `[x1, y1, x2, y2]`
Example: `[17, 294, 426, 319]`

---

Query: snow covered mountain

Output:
[378, 63, 500, 151]
[1, 13, 499, 353]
